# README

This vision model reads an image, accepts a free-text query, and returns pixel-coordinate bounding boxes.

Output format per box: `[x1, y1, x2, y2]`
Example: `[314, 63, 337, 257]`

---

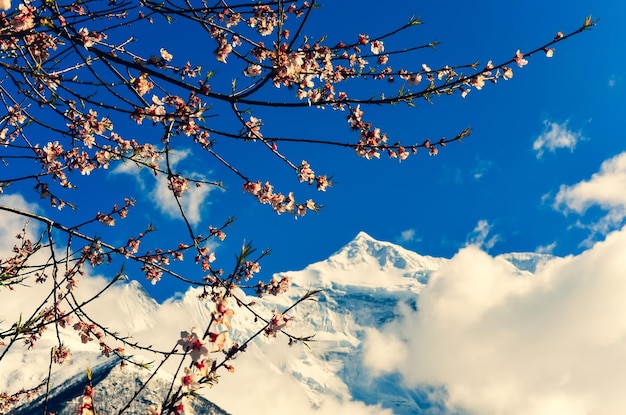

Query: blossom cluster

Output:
[255, 275, 291, 297]
[78, 384, 94, 415]
[243, 180, 318, 216]
[0, 231, 38, 288]
[31, 114, 162, 207]
[0, 387, 41, 414]
[264, 310, 291, 337]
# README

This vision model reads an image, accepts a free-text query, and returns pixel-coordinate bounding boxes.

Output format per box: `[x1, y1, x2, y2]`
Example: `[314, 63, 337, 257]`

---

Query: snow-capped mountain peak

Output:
[291, 232, 447, 290]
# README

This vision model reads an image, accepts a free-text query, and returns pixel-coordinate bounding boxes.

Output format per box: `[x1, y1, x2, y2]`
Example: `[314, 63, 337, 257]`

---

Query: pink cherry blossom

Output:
[178, 329, 210, 362]
[264, 310, 291, 337]
[160, 48, 173, 61]
[514, 49, 528, 67]
[503, 67, 513, 80]
[181, 367, 200, 392]
[370, 40, 384, 55]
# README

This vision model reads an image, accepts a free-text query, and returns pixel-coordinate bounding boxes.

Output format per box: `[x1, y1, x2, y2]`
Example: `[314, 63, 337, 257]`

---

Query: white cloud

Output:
[554, 151, 626, 243]
[0, 194, 52, 325]
[0, 193, 41, 253]
[151, 149, 216, 225]
[361, 327, 409, 376]
[533, 120, 583, 158]
[213, 350, 394, 415]
[555, 152, 626, 215]
[113, 148, 218, 225]
[535, 241, 556, 254]
[472, 159, 493, 180]
[396, 228, 417, 243]
[466, 219, 499, 250]
[400, 228, 415, 242]
[150, 169, 214, 225]
[362, 226, 626, 415]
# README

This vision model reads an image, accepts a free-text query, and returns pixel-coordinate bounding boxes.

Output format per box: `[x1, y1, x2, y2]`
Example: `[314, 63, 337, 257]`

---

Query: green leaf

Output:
[409, 16, 423, 25]
[398, 83, 405, 97]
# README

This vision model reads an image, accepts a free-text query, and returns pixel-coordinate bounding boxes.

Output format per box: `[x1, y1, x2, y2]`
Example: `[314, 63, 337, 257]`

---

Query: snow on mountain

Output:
[294, 231, 447, 290]
[496, 252, 555, 273]
[210, 231, 452, 414]
[0, 232, 556, 415]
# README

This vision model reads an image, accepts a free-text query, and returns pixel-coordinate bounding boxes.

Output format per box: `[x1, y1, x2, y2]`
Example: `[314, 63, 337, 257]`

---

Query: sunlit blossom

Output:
[159, 48, 173, 61]
[209, 331, 227, 352]
[243, 64, 263, 77]
[471, 75, 485, 90]
[370, 40, 384, 55]
[264, 310, 291, 337]
[503, 66, 513, 80]
[245, 116, 263, 138]
[178, 329, 210, 362]
[514, 49, 528, 67]
[181, 367, 200, 392]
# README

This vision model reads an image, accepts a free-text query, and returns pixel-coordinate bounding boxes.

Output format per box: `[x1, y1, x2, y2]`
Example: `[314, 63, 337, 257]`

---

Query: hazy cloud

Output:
[466, 219, 499, 250]
[0, 193, 41, 253]
[533, 120, 583, 158]
[363, 226, 626, 415]
[113, 148, 217, 225]
[396, 228, 422, 245]
[471, 159, 493, 180]
[535, 241, 557, 254]
[400, 229, 416, 241]
[151, 149, 215, 225]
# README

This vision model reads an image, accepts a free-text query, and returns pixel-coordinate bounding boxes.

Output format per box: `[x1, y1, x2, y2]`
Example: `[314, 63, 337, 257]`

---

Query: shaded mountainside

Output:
[11, 358, 230, 415]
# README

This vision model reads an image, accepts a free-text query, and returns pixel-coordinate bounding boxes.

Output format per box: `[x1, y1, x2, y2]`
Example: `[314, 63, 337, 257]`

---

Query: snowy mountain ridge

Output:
[0, 232, 554, 415]
[294, 231, 447, 290]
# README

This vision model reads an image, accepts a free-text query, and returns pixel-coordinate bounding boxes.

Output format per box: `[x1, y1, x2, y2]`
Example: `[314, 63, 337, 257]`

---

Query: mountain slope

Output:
[11, 357, 230, 415]
[0, 232, 553, 415]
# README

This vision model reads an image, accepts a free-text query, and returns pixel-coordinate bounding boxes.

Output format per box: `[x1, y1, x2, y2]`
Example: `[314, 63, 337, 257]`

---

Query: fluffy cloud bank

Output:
[363, 150, 626, 414]
[364, 224, 626, 415]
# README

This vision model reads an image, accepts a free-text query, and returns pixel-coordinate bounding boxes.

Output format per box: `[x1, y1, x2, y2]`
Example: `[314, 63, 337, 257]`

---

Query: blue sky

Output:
[3, 0, 624, 302]
[173, 0, 624, 299]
